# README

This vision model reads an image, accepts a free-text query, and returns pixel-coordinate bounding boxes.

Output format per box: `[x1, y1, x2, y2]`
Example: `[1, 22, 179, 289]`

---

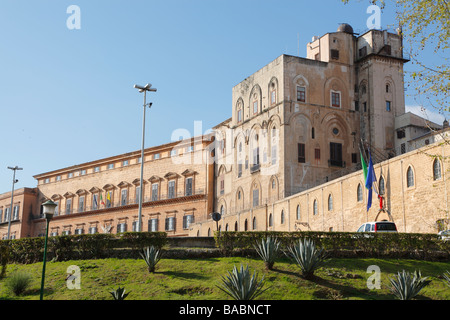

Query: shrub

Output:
[443, 271, 450, 287]
[217, 264, 267, 300]
[109, 286, 130, 300]
[285, 238, 327, 279]
[253, 236, 281, 270]
[140, 246, 162, 273]
[0, 243, 9, 279]
[6, 271, 33, 296]
[389, 270, 431, 300]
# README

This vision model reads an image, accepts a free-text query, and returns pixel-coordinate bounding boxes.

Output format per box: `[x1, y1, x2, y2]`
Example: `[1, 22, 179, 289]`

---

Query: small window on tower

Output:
[331, 49, 339, 60]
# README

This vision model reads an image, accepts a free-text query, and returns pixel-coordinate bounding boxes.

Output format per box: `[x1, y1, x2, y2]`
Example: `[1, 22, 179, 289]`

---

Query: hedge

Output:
[214, 231, 450, 260]
[0, 232, 167, 264]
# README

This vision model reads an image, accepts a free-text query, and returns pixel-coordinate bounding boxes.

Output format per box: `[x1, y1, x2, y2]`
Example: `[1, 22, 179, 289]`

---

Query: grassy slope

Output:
[0, 257, 449, 300]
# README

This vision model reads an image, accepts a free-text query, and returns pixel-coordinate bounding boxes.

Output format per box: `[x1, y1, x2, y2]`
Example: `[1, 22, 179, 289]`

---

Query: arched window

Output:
[357, 184, 363, 202]
[269, 213, 273, 227]
[234, 221, 238, 231]
[208, 228, 211, 237]
[328, 194, 333, 211]
[252, 217, 257, 230]
[281, 210, 285, 224]
[220, 205, 225, 217]
[296, 205, 301, 220]
[244, 219, 248, 231]
[225, 223, 229, 231]
[379, 176, 385, 195]
[433, 159, 442, 180]
[407, 166, 414, 188]
[313, 199, 318, 215]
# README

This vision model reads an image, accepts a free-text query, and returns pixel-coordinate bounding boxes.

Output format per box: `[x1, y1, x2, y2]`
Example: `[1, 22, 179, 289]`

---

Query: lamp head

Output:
[42, 200, 57, 220]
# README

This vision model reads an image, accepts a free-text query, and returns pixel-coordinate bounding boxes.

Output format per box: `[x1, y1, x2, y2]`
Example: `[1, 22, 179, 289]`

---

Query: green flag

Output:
[360, 150, 368, 185]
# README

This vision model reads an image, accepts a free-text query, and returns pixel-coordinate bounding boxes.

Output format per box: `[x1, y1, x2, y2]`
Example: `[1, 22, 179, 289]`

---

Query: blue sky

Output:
[0, 0, 445, 193]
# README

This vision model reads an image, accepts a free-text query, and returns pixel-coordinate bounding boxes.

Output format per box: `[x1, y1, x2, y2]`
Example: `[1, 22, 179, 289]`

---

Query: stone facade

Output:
[1, 24, 447, 240]
[191, 140, 449, 235]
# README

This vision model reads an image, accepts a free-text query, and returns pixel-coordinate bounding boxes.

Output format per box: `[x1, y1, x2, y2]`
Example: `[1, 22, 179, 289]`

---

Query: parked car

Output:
[438, 230, 450, 241]
[356, 221, 398, 233]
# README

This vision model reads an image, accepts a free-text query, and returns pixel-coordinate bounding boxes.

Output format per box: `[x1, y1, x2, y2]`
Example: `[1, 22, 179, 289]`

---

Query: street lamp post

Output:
[7, 166, 22, 240]
[39, 200, 57, 300]
[134, 83, 157, 232]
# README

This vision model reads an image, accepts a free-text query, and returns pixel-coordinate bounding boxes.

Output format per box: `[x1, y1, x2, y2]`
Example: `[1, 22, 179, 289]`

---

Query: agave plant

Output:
[285, 238, 327, 279]
[253, 236, 281, 270]
[443, 270, 450, 287]
[389, 270, 431, 300]
[217, 264, 268, 300]
[140, 246, 162, 273]
[109, 286, 130, 300]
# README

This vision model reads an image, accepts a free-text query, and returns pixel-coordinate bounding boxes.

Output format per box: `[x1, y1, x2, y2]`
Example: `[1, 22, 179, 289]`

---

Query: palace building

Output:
[1, 24, 448, 239]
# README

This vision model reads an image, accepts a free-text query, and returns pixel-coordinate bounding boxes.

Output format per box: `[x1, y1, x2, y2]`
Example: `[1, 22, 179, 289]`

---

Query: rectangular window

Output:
[253, 189, 259, 207]
[122, 160, 129, 167]
[78, 196, 85, 213]
[331, 49, 339, 60]
[352, 153, 357, 164]
[386, 101, 391, 112]
[135, 186, 141, 204]
[271, 90, 276, 105]
[354, 101, 359, 112]
[149, 218, 158, 232]
[108, 163, 114, 170]
[397, 130, 406, 139]
[89, 227, 97, 234]
[75, 228, 83, 235]
[220, 179, 224, 195]
[237, 109, 242, 123]
[154, 153, 160, 160]
[121, 189, 128, 206]
[331, 91, 341, 108]
[253, 147, 260, 165]
[401, 143, 406, 154]
[238, 161, 243, 178]
[94, 166, 100, 173]
[298, 143, 305, 163]
[314, 148, 321, 160]
[117, 223, 127, 233]
[68, 172, 73, 179]
[168, 181, 175, 199]
[12, 205, 19, 220]
[132, 221, 139, 232]
[4, 208, 10, 221]
[330, 142, 343, 167]
[56, 175, 61, 181]
[185, 177, 193, 196]
[66, 199, 72, 214]
[92, 194, 98, 210]
[151, 183, 158, 201]
[106, 191, 112, 208]
[253, 101, 258, 114]
[297, 86, 306, 102]
[54, 201, 59, 216]
[183, 215, 194, 229]
[80, 169, 86, 175]
[165, 217, 175, 231]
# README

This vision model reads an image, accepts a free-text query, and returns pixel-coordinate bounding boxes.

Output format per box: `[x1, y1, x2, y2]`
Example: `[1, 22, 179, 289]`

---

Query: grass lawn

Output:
[0, 257, 449, 300]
